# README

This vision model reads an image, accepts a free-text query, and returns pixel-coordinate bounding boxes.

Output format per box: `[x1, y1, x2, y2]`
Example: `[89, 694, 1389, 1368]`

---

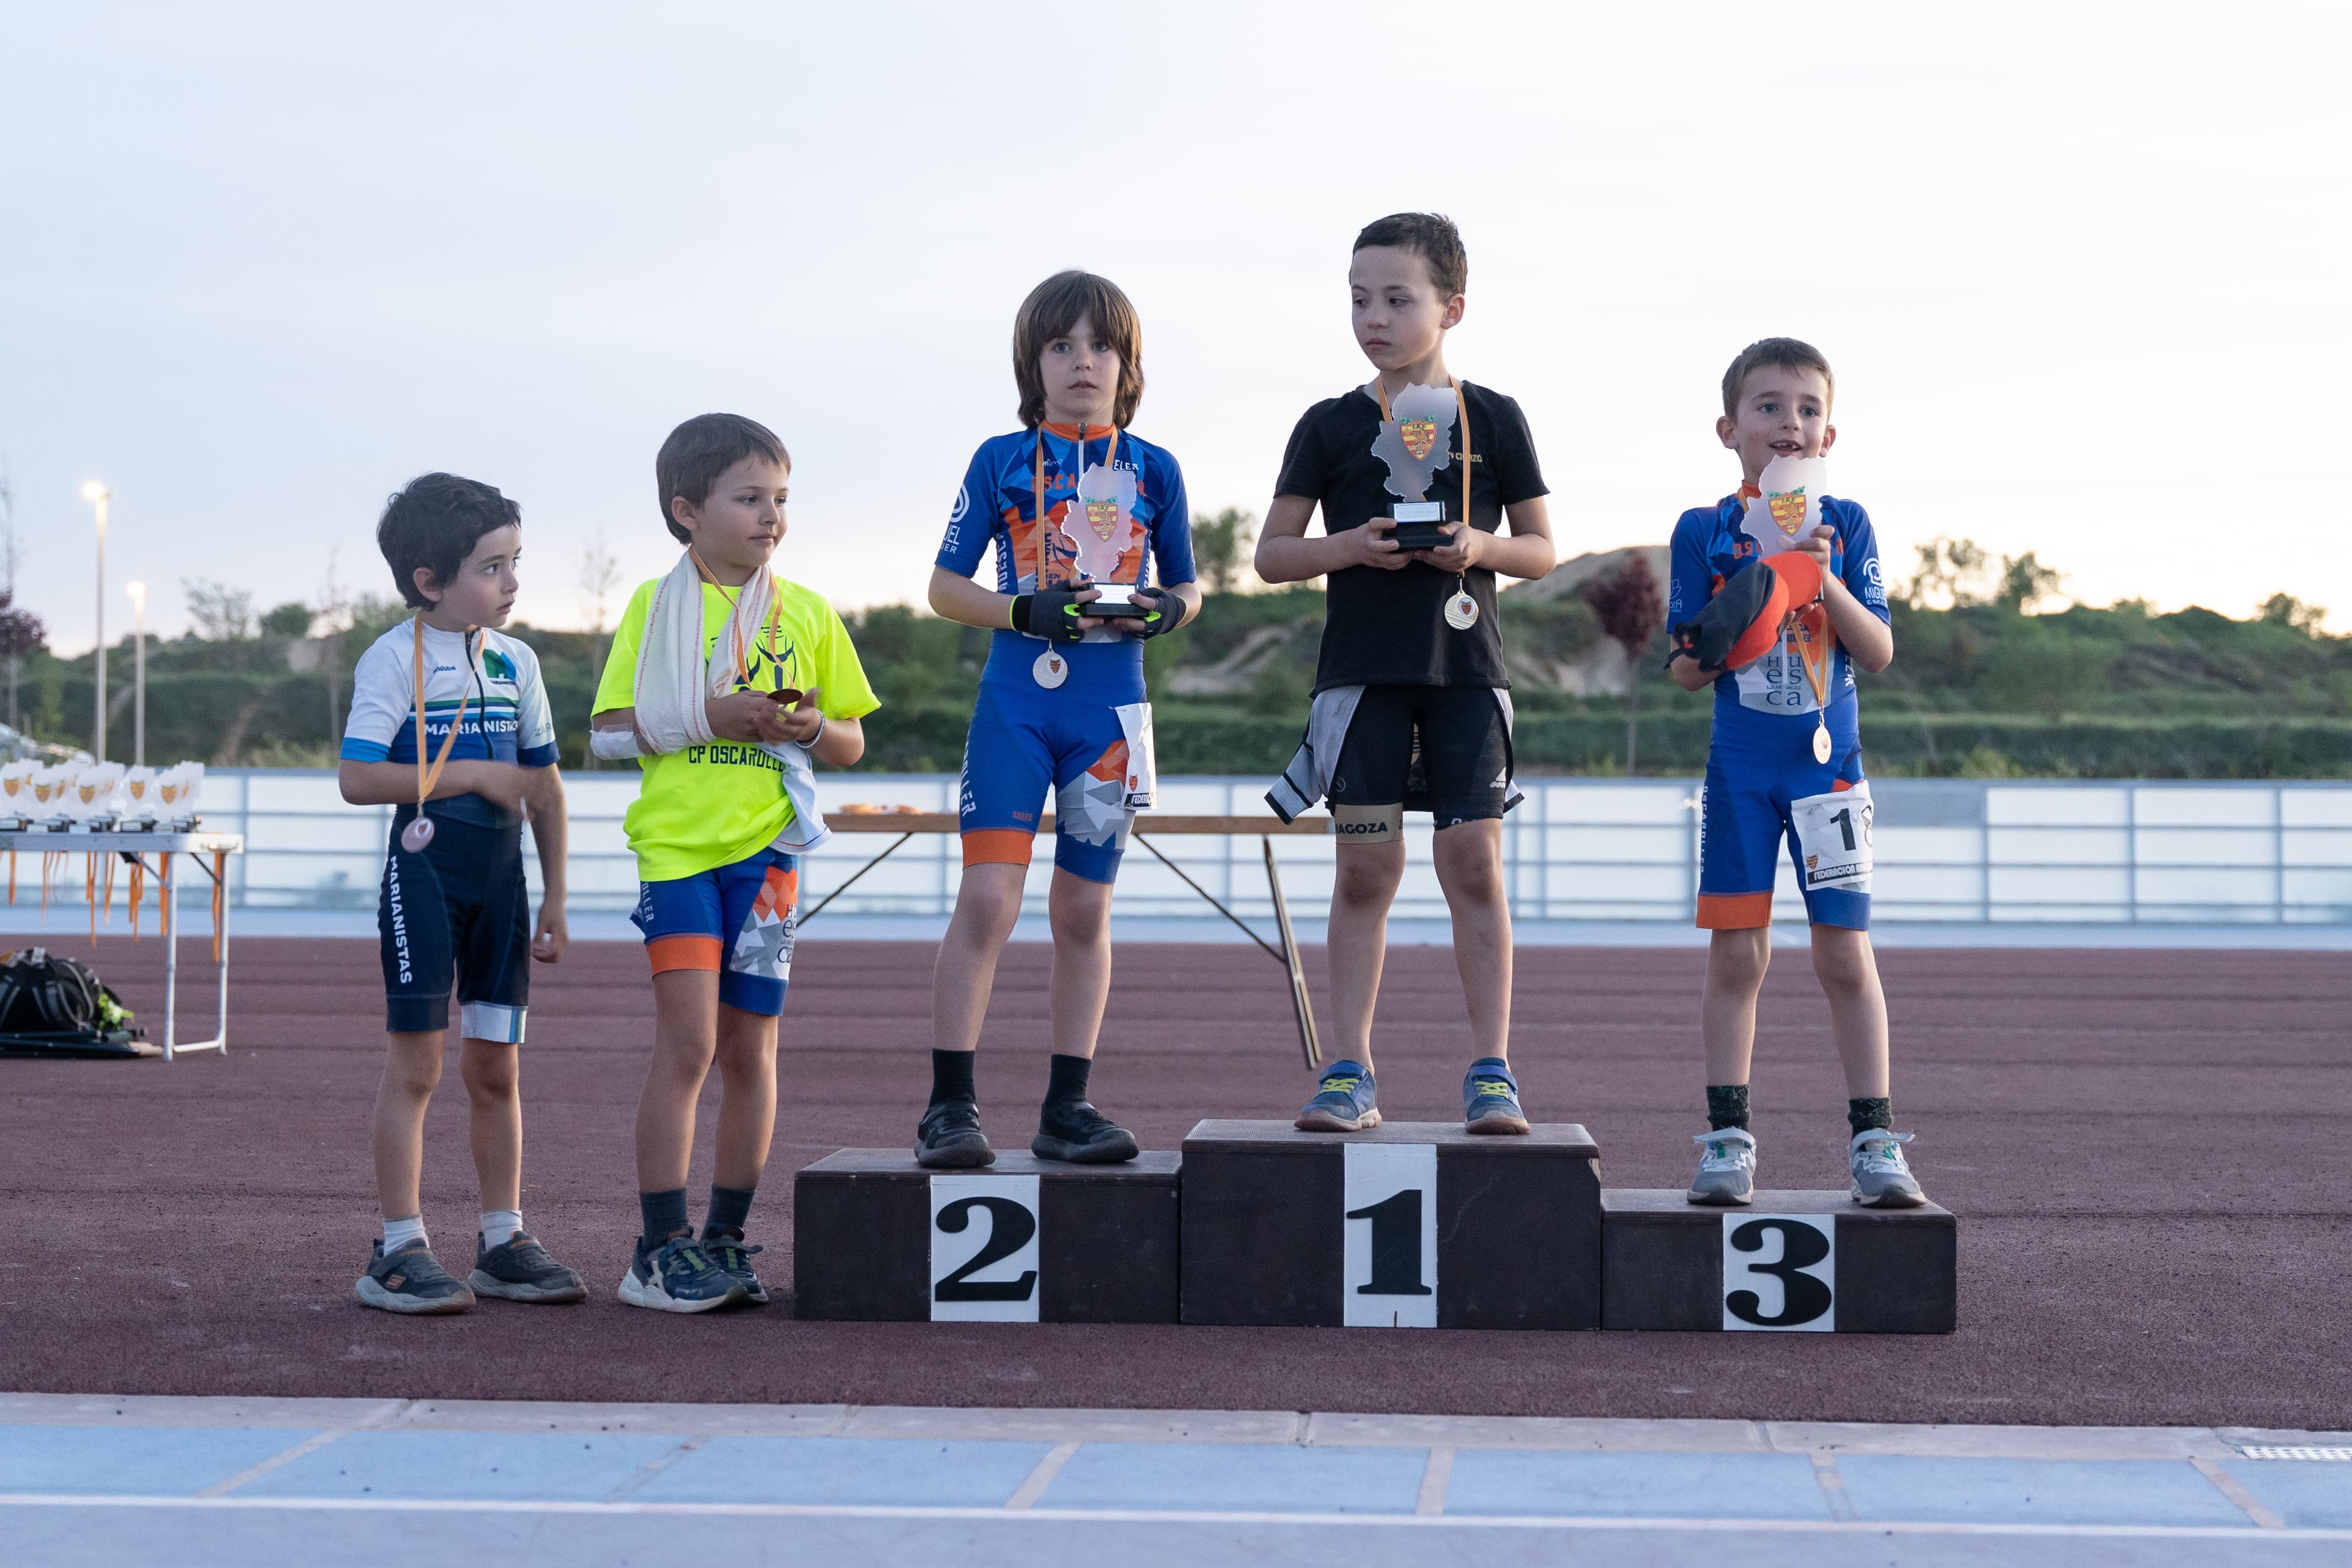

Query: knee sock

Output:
[1848, 1097, 1893, 1137]
[638, 1188, 690, 1253]
[1705, 1085, 1750, 1132]
[1045, 1053, 1091, 1108]
[930, 1048, 976, 1107]
[479, 1209, 523, 1250]
[704, 1185, 755, 1241]
[382, 1214, 427, 1254]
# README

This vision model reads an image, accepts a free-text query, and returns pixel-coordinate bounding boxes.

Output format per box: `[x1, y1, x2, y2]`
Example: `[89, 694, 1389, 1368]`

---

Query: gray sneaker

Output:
[1687, 1127, 1756, 1205]
[356, 1238, 475, 1314]
[1849, 1129, 1926, 1208]
[470, 1231, 588, 1303]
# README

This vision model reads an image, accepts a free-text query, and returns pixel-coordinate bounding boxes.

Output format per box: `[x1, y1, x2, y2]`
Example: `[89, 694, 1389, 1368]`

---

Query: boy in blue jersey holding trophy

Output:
[1665, 338, 1925, 1209]
[918, 270, 1199, 1169]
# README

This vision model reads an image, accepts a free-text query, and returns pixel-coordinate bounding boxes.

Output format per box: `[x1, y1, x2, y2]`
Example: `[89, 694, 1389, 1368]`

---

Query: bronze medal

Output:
[1812, 721, 1832, 765]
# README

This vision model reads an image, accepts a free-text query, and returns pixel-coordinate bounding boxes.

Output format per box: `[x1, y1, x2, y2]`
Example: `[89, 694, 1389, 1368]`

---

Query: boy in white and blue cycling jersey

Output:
[1665, 338, 1925, 1211]
[338, 472, 585, 1312]
[918, 270, 1199, 1170]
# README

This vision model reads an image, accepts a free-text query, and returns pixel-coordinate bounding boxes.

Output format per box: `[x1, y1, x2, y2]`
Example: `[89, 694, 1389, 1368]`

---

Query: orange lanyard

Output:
[1034, 424, 1117, 590]
[690, 549, 784, 691]
[410, 615, 483, 808]
[1374, 376, 1473, 525]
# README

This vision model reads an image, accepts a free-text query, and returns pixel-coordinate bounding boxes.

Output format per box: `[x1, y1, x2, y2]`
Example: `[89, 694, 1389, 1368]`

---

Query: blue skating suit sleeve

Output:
[1146, 445, 1196, 589]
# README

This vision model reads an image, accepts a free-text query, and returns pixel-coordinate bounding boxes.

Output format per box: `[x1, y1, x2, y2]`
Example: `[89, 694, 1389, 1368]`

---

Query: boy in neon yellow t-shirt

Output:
[590, 412, 878, 1312]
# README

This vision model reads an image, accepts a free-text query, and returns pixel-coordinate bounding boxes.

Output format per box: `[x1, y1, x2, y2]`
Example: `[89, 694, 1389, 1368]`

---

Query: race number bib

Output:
[1789, 781, 1872, 892]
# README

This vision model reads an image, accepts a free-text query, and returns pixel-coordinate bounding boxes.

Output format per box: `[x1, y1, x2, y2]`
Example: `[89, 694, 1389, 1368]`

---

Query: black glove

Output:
[1127, 586, 1184, 638]
[1010, 589, 1092, 644]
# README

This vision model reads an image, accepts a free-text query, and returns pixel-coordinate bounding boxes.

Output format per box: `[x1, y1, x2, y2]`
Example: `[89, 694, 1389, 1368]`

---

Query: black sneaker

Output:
[702, 1229, 769, 1306]
[356, 1238, 475, 1315]
[617, 1235, 745, 1313]
[1033, 1097, 1139, 1163]
[469, 1231, 589, 1304]
[917, 1098, 996, 1169]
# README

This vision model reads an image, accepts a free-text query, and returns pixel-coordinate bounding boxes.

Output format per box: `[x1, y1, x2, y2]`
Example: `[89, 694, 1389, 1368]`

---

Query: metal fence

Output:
[71, 771, 2352, 926]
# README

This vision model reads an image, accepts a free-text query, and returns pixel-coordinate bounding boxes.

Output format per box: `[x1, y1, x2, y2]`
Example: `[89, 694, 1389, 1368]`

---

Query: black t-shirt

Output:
[1275, 382, 1548, 692]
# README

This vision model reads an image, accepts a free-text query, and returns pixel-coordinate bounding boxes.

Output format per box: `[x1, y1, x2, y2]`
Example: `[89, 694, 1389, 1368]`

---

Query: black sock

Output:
[705, 1185, 755, 1240]
[1706, 1084, 1751, 1132]
[1848, 1097, 1893, 1137]
[1045, 1053, 1091, 1108]
[638, 1188, 689, 1253]
[930, 1049, 976, 1108]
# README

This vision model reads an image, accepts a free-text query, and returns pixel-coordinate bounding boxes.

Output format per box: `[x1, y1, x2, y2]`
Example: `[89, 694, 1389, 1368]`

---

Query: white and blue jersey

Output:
[341, 620, 559, 827]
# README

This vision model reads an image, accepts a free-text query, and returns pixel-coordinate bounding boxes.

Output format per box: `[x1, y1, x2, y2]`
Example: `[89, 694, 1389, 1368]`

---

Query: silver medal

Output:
[400, 815, 435, 853]
[1033, 650, 1069, 689]
[1812, 721, 1832, 765]
[1444, 591, 1480, 630]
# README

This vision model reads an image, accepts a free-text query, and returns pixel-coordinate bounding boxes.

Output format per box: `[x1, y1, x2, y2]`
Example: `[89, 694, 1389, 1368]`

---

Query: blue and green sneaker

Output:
[702, 1230, 769, 1306]
[617, 1235, 745, 1313]
[1463, 1057, 1530, 1135]
[1295, 1061, 1380, 1132]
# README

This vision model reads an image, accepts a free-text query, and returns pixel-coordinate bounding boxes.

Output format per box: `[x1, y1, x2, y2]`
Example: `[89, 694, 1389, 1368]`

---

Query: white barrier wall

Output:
[103, 771, 2352, 926]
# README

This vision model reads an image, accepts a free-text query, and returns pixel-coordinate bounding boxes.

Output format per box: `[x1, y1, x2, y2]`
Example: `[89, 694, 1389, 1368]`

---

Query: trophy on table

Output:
[1371, 382, 1460, 551]
[1058, 453, 1150, 618]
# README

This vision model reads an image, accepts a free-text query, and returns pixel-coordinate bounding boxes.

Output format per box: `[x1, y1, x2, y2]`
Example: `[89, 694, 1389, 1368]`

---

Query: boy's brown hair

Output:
[1721, 338, 1835, 419]
[1013, 271, 1145, 430]
[1353, 212, 1468, 299]
[655, 413, 790, 544]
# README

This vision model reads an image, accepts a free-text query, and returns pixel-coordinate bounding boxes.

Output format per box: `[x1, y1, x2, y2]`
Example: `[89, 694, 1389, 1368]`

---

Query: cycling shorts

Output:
[1327, 684, 1514, 844]
[632, 846, 800, 1017]
[379, 807, 531, 1040]
[1698, 696, 1870, 930]
[958, 641, 1139, 885]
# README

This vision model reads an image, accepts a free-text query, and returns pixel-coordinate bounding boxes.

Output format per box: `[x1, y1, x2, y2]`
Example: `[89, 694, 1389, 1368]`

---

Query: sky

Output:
[2, 1, 2346, 651]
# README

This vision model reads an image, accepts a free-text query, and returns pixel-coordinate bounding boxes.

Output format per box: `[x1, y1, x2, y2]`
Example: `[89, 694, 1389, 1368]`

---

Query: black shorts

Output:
[379, 808, 532, 1040]
[1328, 684, 1513, 841]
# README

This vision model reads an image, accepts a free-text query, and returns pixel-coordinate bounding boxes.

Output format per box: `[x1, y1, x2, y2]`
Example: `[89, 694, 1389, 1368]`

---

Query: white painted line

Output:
[1, 1493, 2344, 1541]
[193, 1429, 354, 1499]
[2237, 1447, 2352, 1461]
[603, 1435, 711, 1503]
[1413, 1447, 1453, 1517]
[1806, 1453, 1856, 1523]
[2192, 1456, 2287, 1530]
[1003, 1441, 1079, 1510]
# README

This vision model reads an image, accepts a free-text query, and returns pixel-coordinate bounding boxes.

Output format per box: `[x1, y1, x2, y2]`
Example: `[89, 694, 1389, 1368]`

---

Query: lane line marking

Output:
[1807, 1452, 1857, 1523]
[1414, 1447, 1453, 1517]
[1004, 1441, 1079, 1510]
[192, 1400, 410, 1499]
[0, 1493, 2341, 1540]
[2191, 1456, 2287, 1530]
[604, 1435, 712, 1503]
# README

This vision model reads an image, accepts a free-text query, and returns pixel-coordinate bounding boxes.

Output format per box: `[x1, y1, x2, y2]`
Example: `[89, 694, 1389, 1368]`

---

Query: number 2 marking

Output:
[933, 1197, 1038, 1303]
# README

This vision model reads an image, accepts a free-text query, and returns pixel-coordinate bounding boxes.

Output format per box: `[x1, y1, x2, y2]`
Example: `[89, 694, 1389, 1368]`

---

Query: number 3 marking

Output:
[1725, 1217, 1834, 1329]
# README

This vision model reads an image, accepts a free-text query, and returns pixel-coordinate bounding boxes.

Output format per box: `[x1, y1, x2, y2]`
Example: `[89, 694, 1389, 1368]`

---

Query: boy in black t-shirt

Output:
[1260, 212, 1555, 1134]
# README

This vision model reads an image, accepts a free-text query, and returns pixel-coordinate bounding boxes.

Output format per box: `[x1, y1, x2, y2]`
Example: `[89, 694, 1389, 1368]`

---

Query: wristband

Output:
[1010, 595, 1028, 630]
[809, 714, 828, 748]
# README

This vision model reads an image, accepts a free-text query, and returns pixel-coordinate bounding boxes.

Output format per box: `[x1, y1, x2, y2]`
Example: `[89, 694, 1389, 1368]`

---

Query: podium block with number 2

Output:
[1178, 1120, 1601, 1329]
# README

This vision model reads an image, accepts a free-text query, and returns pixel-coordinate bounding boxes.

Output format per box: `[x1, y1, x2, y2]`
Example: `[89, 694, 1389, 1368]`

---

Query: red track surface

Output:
[2, 935, 2346, 1428]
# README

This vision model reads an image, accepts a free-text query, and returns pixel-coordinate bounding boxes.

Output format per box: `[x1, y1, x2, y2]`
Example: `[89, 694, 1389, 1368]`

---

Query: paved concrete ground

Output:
[4, 1394, 2349, 1567]
[1, 937, 2347, 1427]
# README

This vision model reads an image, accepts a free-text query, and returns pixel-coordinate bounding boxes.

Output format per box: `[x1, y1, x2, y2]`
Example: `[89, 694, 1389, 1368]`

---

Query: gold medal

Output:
[1812, 721, 1832, 765]
[1445, 590, 1480, 630]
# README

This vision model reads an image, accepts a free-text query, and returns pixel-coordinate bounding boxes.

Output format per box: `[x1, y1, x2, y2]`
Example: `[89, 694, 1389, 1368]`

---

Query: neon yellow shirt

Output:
[593, 575, 879, 881]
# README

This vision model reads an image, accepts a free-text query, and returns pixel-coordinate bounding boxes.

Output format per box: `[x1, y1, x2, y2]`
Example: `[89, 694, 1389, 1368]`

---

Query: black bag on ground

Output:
[0, 947, 152, 1058]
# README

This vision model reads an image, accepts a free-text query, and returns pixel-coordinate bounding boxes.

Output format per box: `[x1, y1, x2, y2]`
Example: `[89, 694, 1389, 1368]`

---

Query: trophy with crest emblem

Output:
[1059, 448, 1150, 617]
[1371, 382, 1460, 550]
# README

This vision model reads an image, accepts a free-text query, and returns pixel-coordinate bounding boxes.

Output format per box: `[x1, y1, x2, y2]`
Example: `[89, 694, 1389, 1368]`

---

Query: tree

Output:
[1996, 552, 2064, 613]
[183, 578, 256, 641]
[1578, 554, 1665, 772]
[577, 531, 623, 767]
[1190, 508, 1257, 593]
[261, 601, 314, 638]
[2260, 593, 2328, 636]
[0, 461, 22, 727]
[1904, 537, 1992, 610]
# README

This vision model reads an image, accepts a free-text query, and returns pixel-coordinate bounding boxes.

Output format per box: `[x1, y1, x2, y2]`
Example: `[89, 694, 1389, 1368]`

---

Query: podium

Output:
[1600, 1190, 1958, 1333]
[793, 1151, 1181, 1323]
[1178, 1120, 1601, 1330]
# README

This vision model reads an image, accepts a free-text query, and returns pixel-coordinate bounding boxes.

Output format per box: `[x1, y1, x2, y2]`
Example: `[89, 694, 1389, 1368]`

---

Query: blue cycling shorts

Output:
[958, 639, 1137, 885]
[1697, 696, 1870, 931]
[632, 847, 798, 1017]
[379, 807, 531, 1040]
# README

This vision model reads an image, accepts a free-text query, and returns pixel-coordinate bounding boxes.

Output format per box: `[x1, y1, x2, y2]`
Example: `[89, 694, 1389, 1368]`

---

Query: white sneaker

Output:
[1848, 1129, 1926, 1208]
[1686, 1127, 1756, 1205]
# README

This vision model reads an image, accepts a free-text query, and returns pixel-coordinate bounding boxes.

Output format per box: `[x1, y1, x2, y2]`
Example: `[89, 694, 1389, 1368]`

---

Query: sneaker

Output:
[917, 1098, 996, 1169]
[1687, 1127, 1757, 1205]
[702, 1230, 769, 1306]
[355, 1238, 474, 1315]
[617, 1235, 746, 1313]
[1849, 1128, 1927, 1208]
[1032, 1098, 1140, 1163]
[1462, 1058, 1530, 1135]
[469, 1231, 588, 1304]
[1295, 1061, 1380, 1132]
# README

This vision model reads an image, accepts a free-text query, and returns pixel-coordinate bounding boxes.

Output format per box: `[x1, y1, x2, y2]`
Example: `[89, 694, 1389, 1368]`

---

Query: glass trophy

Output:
[1371, 382, 1459, 550]
[1061, 449, 1150, 616]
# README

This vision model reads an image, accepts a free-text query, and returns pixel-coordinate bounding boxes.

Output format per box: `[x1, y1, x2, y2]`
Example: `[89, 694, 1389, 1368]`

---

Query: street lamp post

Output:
[81, 482, 108, 762]
[127, 580, 148, 767]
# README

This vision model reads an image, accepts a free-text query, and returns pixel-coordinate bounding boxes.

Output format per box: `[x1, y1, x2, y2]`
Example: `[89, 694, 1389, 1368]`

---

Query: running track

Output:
[2, 936, 2347, 1429]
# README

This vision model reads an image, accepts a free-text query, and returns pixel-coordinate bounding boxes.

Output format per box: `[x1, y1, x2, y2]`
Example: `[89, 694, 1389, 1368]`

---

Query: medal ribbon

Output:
[411, 614, 484, 814]
[1033, 423, 1118, 591]
[1790, 602, 1836, 712]
[1376, 376, 1477, 612]
[689, 549, 786, 693]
